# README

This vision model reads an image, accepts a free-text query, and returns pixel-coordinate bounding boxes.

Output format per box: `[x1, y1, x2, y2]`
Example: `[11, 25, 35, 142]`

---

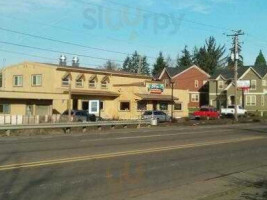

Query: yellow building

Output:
[0, 62, 189, 119]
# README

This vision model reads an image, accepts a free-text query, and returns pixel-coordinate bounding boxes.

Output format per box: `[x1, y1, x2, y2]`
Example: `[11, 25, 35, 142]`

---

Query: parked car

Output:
[193, 106, 220, 120]
[142, 110, 171, 122]
[62, 110, 96, 122]
[221, 105, 247, 117]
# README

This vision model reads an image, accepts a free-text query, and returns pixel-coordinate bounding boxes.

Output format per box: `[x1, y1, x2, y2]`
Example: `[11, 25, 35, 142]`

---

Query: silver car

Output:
[142, 111, 171, 122]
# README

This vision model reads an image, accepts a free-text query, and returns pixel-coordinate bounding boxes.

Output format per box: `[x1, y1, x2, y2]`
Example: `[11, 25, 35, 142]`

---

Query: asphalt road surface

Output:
[0, 123, 267, 200]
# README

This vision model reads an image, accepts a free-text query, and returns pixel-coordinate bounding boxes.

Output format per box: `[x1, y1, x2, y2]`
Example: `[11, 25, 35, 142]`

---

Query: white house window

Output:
[194, 80, 199, 88]
[89, 80, 96, 88]
[62, 77, 70, 86]
[76, 79, 83, 87]
[251, 80, 256, 90]
[218, 81, 224, 89]
[191, 94, 199, 102]
[0, 104, 10, 114]
[246, 95, 256, 106]
[101, 81, 108, 89]
[32, 75, 42, 86]
[14, 75, 23, 87]
[262, 80, 266, 87]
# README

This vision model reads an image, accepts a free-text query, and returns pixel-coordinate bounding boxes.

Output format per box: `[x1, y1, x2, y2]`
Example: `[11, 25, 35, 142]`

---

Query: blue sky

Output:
[0, 0, 266, 69]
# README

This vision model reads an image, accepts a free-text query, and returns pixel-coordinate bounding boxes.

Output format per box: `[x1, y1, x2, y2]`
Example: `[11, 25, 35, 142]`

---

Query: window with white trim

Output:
[262, 80, 267, 87]
[251, 80, 256, 90]
[191, 94, 199, 102]
[218, 81, 224, 89]
[89, 80, 96, 88]
[13, 75, 23, 87]
[62, 76, 70, 86]
[246, 95, 256, 106]
[194, 80, 199, 88]
[32, 75, 42, 86]
[76, 79, 83, 88]
[101, 81, 108, 89]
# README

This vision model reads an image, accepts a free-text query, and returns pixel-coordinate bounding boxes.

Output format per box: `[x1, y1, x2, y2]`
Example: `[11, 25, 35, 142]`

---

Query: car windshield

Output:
[228, 106, 235, 109]
[144, 111, 152, 115]
[200, 108, 209, 111]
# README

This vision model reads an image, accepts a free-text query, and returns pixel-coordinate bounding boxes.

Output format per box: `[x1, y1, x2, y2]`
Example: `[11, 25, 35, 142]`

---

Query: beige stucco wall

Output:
[0, 62, 190, 118]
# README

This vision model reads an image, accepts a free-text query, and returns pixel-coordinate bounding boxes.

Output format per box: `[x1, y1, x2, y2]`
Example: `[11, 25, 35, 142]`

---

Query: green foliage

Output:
[255, 50, 267, 67]
[122, 51, 150, 75]
[152, 52, 168, 76]
[177, 46, 193, 69]
[102, 60, 119, 70]
[193, 37, 225, 74]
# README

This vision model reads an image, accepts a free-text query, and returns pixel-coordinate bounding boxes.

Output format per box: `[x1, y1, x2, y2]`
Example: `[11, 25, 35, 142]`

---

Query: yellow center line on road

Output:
[0, 136, 265, 171]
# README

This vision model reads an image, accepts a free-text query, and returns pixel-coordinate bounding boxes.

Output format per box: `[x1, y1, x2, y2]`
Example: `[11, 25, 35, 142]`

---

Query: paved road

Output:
[0, 123, 267, 200]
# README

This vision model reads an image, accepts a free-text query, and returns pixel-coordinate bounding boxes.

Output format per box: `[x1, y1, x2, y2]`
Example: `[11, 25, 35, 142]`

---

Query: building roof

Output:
[37, 62, 152, 79]
[65, 90, 120, 97]
[211, 66, 267, 80]
[157, 65, 210, 79]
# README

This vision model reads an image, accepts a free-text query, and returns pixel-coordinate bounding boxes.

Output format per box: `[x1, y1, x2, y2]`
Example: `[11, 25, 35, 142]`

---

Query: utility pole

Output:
[227, 30, 244, 121]
[68, 76, 72, 122]
[137, 55, 143, 74]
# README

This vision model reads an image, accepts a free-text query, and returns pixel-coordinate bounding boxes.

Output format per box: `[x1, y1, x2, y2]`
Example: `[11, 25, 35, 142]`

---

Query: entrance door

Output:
[153, 101, 157, 111]
[82, 101, 89, 111]
[89, 100, 100, 116]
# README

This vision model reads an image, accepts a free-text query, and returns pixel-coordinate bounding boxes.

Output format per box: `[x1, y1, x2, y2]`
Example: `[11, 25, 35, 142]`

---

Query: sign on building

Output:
[148, 84, 164, 94]
[237, 80, 250, 89]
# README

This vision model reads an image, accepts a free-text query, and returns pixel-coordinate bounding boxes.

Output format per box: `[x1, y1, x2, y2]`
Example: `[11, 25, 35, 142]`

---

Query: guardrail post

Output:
[82, 127, 87, 133]
[64, 127, 71, 134]
[5, 130, 10, 137]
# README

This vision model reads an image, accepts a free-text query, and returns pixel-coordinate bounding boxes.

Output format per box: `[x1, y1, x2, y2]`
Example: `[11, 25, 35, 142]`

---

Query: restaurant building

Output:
[0, 61, 189, 120]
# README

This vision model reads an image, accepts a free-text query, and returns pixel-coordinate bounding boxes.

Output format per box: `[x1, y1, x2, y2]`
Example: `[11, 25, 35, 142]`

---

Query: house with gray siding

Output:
[209, 66, 267, 112]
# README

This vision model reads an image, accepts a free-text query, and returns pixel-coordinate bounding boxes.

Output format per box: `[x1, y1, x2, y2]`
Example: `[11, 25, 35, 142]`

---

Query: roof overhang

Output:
[66, 90, 120, 98]
[135, 93, 179, 101]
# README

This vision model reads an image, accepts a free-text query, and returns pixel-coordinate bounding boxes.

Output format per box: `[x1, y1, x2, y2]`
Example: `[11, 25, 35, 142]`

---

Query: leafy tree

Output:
[122, 51, 150, 75]
[193, 37, 225, 74]
[255, 50, 267, 67]
[102, 60, 119, 70]
[177, 46, 192, 69]
[152, 52, 168, 76]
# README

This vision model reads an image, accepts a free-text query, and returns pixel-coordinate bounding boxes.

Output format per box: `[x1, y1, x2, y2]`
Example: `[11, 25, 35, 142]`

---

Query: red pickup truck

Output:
[193, 107, 220, 120]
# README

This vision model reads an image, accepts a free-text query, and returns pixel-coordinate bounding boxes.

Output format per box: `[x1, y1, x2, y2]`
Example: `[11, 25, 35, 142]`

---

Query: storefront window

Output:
[120, 102, 130, 111]
[174, 103, 182, 111]
[137, 101, 147, 111]
[0, 104, 10, 114]
[159, 102, 168, 110]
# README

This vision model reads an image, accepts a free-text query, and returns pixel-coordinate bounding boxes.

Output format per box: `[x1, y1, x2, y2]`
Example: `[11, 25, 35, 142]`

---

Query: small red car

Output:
[193, 106, 220, 120]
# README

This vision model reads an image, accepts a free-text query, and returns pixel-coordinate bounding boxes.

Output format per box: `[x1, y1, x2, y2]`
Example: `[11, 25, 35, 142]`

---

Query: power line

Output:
[0, 49, 102, 68]
[0, 27, 157, 59]
[0, 40, 124, 63]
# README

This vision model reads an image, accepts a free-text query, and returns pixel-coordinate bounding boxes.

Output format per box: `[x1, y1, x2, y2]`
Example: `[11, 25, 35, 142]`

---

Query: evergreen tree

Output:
[152, 52, 168, 76]
[255, 50, 267, 67]
[177, 46, 193, 69]
[194, 37, 225, 74]
[102, 60, 119, 70]
[122, 51, 150, 75]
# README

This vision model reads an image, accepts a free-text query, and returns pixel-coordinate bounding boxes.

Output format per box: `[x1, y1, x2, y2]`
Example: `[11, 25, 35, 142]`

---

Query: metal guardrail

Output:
[0, 120, 152, 132]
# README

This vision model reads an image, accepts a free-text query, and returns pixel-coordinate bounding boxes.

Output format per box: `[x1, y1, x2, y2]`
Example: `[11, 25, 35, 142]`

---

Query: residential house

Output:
[209, 66, 267, 112]
[157, 65, 210, 110]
